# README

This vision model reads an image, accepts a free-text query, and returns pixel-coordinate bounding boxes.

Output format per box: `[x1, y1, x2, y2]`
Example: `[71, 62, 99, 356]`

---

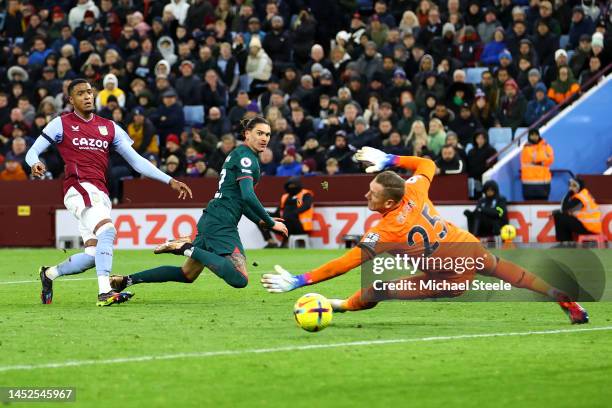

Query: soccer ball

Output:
[293, 293, 333, 332]
[500, 224, 517, 242]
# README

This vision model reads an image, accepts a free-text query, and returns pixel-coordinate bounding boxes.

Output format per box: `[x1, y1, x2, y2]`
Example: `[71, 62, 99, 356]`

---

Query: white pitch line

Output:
[1, 326, 611, 373]
[0, 278, 97, 285]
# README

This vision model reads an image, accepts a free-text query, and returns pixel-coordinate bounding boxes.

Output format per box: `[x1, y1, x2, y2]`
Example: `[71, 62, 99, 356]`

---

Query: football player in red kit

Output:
[26, 79, 192, 306]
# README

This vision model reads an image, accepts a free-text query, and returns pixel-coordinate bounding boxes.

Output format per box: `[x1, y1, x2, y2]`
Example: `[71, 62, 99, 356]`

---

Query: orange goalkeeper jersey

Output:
[301, 156, 479, 285]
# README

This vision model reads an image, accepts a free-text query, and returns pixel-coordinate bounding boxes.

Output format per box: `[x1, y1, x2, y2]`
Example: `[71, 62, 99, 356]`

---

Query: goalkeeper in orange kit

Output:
[261, 147, 589, 324]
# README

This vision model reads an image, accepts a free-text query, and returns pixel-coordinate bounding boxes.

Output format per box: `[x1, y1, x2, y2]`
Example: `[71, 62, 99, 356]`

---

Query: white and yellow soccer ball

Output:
[500, 224, 517, 242]
[293, 293, 333, 332]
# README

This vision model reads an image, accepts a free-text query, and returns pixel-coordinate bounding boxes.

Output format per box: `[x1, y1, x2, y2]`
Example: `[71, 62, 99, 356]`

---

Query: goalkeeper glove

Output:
[355, 146, 397, 173]
[261, 265, 303, 293]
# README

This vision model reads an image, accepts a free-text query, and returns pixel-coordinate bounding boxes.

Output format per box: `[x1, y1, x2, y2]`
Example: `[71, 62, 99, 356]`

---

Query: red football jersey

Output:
[42, 112, 130, 203]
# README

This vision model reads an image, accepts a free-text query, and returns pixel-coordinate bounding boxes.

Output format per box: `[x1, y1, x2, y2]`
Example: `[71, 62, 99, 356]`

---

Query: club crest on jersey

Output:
[98, 126, 108, 136]
[240, 157, 252, 168]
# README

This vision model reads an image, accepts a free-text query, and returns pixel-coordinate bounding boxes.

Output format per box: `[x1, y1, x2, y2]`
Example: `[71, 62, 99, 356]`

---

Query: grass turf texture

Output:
[1, 248, 611, 408]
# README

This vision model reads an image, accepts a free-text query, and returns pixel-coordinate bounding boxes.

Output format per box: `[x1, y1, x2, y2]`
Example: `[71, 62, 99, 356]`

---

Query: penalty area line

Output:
[1, 326, 611, 373]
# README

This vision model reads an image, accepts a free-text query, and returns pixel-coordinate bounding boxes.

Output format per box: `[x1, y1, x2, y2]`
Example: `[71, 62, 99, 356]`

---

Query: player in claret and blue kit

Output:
[25, 79, 192, 306]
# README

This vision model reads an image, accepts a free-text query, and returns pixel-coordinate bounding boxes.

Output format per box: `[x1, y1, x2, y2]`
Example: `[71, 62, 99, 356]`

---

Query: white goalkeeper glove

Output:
[355, 146, 396, 173]
[261, 265, 300, 293]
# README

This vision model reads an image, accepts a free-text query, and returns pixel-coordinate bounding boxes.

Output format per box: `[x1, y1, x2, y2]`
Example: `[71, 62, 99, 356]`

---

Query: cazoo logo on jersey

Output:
[72, 137, 109, 150]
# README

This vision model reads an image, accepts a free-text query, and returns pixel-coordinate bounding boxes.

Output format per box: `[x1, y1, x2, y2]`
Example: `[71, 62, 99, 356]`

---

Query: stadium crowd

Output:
[0, 0, 610, 200]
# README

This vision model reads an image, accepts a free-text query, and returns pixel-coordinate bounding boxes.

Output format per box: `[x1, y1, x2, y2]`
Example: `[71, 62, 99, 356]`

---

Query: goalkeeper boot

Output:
[109, 275, 130, 292]
[39, 266, 53, 305]
[558, 300, 589, 324]
[96, 291, 134, 307]
[154, 237, 193, 256]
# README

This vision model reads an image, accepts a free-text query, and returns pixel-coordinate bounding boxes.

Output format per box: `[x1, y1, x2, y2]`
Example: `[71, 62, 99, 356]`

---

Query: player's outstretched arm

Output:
[355, 147, 435, 181]
[261, 246, 363, 293]
[115, 142, 193, 199]
[25, 136, 52, 178]
[239, 177, 288, 237]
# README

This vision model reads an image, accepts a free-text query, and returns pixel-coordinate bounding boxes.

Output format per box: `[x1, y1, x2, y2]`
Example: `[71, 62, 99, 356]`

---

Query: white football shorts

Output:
[63, 182, 112, 243]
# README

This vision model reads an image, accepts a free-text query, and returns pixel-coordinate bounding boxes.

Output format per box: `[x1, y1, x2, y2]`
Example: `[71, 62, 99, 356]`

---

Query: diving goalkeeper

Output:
[261, 147, 589, 324]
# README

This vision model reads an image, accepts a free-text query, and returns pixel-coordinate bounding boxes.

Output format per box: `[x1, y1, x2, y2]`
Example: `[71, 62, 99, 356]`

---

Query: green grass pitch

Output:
[1, 248, 612, 408]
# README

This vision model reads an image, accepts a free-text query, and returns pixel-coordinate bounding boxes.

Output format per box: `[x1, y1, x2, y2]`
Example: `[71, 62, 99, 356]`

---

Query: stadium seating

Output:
[183, 105, 205, 128]
[288, 235, 311, 249]
[465, 68, 488, 85]
[488, 128, 514, 160]
[514, 127, 529, 140]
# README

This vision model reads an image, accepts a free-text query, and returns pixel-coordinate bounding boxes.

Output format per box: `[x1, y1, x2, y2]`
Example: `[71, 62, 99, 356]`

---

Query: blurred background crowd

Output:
[0, 0, 610, 201]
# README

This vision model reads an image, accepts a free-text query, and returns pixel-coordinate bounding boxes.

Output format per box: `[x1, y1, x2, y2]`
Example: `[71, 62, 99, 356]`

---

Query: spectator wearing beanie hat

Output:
[590, 32, 610, 67]
[569, 34, 594, 78]
[525, 83, 556, 125]
[74, 10, 99, 41]
[521, 68, 542, 101]
[498, 79, 527, 130]
[96, 73, 126, 110]
[478, 7, 502, 44]
[429, 23, 457, 63]
[498, 49, 517, 78]
[532, 19, 560, 70]
[568, 6, 595, 50]
[163, 134, 186, 170]
[543, 48, 569, 86]
[68, 0, 100, 30]
[276, 146, 303, 177]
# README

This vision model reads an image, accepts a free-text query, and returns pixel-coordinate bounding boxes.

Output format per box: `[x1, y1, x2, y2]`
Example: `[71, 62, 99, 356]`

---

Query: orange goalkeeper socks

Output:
[491, 259, 558, 298]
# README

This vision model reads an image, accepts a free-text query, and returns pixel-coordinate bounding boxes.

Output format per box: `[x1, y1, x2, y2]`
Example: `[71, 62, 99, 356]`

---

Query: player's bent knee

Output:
[225, 253, 248, 288]
[95, 221, 116, 237]
[229, 273, 248, 289]
[84, 246, 97, 257]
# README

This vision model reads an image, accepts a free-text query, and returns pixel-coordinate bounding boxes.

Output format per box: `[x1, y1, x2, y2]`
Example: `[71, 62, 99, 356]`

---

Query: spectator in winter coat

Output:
[127, 107, 159, 156]
[276, 147, 303, 177]
[481, 28, 507, 65]
[149, 89, 185, 146]
[427, 118, 447, 157]
[567, 6, 594, 50]
[547, 66, 580, 104]
[498, 79, 527, 130]
[326, 131, 358, 173]
[208, 134, 236, 174]
[68, 0, 100, 30]
[525, 83, 556, 125]
[531, 20, 560, 70]
[96, 73, 126, 110]
[478, 8, 502, 43]
[464, 180, 508, 237]
[175, 60, 202, 106]
[467, 130, 497, 184]
[435, 144, 465, 175]
[450, 102, 481, 146]
[353, 42, 383, 84]
[246, 36, 273, 92]
[569, 35, 593, 78]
